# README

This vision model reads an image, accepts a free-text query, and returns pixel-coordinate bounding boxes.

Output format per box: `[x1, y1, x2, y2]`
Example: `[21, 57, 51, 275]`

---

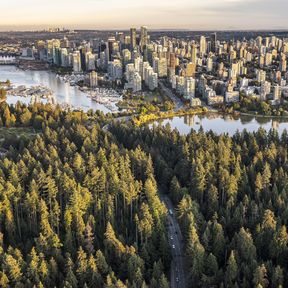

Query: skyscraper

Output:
[85, 51, 96, 71]
[153, 57, 167, 77]
[80, 47, 87, 71]
[186, 62, 196, 77]
[108, 60, 123, 80]
[191, 44, 197, 64]
[169, 53, 176, 69]
[107, 37, 116, 62]
[132, 73, 142, 92]
[200, 36, 206, 56]
[130, 28, 137, 51]
[273, 85, 281, 100]
[122, 49, 132, 65]
[280, 53, 287, 72]
[140, 26, 148, 51]
[211, 33, 217, 53]
[206, 57, 213, 72]
[184, 77, 196, 99]
[72, 51, 81, 73]
[89, 71, 98, 88]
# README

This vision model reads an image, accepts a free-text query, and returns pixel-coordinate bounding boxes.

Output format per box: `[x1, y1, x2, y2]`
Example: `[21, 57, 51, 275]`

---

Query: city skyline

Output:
[1, 0, 288, 31]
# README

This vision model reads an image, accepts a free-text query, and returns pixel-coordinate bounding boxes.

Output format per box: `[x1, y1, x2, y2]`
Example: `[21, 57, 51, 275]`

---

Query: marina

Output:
[88, 87, 122, 112]
[0, 56, 17, 65]
[0, 65, 119, 113]
[6, 84, 55, 102]
[57, 73, 122, 111]
[57, 73, 85, 86]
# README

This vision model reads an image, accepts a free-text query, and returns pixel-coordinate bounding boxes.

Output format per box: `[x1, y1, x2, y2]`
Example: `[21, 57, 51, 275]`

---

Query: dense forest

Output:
[1, 102, 288, 287]
[0, 103, 170, 288]
[111, 121, 288, 288]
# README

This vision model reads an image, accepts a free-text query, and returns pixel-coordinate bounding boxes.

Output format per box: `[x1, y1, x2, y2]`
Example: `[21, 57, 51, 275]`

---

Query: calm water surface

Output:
[0, 65, 110, 113]
[2, 65, 288, 135]
[150, 113, 288, 136]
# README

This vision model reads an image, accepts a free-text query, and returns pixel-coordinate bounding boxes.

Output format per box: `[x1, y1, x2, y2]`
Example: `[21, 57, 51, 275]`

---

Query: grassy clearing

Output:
[144, 90, 168, 103]
[0, 127, 39, 144]
[118, 89, 174, 112]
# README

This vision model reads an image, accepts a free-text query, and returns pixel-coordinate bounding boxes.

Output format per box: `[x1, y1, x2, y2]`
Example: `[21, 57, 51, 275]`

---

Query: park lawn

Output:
[143, 90, 169, 104]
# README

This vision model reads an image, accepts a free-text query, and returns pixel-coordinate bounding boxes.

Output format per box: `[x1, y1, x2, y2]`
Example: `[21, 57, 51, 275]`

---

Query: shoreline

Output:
[0, 65, 119, 113]
[132, 107, 208, 126]
[131, 108, 288, 128]
[234, 111, 288, 119]
[3, 65, 288, 120]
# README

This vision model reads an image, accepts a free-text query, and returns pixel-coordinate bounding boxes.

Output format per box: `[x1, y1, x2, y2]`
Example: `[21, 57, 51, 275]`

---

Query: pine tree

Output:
[225, 250, 238, 287]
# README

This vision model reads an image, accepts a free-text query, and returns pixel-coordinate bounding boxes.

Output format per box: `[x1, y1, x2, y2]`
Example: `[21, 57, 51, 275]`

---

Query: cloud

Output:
[0, 0, 287, 30]
[207, 0, 286, 16]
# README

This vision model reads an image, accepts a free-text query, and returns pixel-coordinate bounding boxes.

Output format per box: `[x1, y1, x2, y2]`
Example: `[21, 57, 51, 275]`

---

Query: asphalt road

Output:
[160, 194, 187, 288]
[102, 81, 183, 132]
[159, 81, 184, 111]
[101, 95, 187, 288]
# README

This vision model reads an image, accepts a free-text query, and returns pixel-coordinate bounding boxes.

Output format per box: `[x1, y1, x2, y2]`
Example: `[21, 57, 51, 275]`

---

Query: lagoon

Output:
[151, 113, 288, 136]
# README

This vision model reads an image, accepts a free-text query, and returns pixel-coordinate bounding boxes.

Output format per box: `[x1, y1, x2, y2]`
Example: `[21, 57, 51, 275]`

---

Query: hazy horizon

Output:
[1, 0, 288, 31]
[1, 26, 288, 33]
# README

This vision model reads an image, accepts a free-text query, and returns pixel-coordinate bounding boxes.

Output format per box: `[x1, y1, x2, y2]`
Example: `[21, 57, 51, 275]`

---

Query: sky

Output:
[0, 0, 287, 31]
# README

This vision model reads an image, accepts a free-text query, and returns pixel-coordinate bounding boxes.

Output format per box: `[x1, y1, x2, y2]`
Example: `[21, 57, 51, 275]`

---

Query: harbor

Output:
[0, 56, 18, 65]
[57, 73, 123, 112]
[87, 88, 122, 112]
[0, 65, 118, 113]
[6, 84, 55, 103]
[57, 73, 85, 86]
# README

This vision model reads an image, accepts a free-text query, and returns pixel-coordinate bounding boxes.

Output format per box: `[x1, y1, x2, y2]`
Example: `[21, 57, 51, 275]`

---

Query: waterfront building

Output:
[260, 81, 271, 100]
[191, 97, 202, 107]
[72, 51, 81, 73]
[132, 75, 141, 92]
[273, 85, 281, 101]
[148, 72, 158, 91]
[125, 63, 135, 82]
[89, 71, 98, 88]
[208, 94, 224, 106]
[85, 52, 96, 71]
[108, 60, 123, 80]
[60, 48, 69, 67]
[184, 77, 196, 100]
[225, 91, 240, 103]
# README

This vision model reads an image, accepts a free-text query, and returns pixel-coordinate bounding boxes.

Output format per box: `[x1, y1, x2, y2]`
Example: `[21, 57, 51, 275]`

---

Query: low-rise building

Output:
[225, 91, 240, 103]
[191, 97, 202, 107]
